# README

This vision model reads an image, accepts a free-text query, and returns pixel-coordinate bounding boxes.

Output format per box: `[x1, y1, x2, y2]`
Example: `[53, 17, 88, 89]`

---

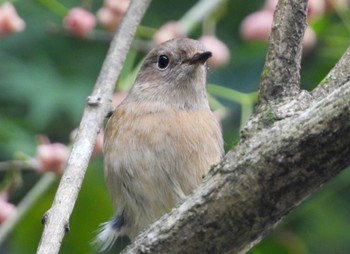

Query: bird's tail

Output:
[93, 212, 126, 252]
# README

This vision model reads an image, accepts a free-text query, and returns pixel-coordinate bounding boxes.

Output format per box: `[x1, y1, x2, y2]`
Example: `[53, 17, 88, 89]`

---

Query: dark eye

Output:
[157, 55, 169, 69]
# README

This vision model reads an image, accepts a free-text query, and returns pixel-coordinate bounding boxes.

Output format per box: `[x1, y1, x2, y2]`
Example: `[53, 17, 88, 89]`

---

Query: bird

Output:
[95, 38, 224, 251]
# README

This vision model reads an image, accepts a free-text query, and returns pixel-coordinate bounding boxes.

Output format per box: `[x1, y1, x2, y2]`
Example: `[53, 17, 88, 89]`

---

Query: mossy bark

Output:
[123, 0, 350, 253]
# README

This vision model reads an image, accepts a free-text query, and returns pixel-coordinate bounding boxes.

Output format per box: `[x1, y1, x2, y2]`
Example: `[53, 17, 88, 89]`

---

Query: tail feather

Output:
[93, 212, 126, 252]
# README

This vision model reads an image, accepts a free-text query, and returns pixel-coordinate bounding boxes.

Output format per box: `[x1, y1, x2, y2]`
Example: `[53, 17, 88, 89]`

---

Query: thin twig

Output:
[177, 0, 227, 35]
[0, 160, 36, 172]
[36, 0, 152, 253]
[0, 173, 57, 246]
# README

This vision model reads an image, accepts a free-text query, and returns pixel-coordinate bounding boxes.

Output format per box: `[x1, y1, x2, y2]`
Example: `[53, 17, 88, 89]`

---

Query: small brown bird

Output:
[96, 38, 224, 251]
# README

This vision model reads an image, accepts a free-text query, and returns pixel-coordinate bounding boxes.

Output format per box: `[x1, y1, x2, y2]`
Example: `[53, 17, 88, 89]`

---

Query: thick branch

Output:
[123, 79, 350, 254]
[258, 0, 308, 107]
[312, 45, 350, 99]
[121, 1, 350, 253]
[36, 1, 152, 253]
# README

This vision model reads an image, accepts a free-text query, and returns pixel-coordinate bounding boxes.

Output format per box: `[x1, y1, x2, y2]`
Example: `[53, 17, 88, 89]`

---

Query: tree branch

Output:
[123, 72, 350, 254]
[258, 0, 308, 108]
[121, 1, 350, 253]
[36, 1, 152, 253]
[312, 45, 350, 99]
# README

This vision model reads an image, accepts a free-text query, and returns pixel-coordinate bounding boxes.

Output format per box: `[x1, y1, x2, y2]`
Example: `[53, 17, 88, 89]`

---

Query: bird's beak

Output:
[188, 51, 212, 65]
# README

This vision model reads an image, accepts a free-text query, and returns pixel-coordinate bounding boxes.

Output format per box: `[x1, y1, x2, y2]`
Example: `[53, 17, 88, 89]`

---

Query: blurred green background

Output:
[0, 0, 350, 253]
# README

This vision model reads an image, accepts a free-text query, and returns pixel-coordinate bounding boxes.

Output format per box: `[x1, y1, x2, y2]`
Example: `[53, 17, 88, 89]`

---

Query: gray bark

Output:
[122, 0, 350, 253]
[124, 78, 350, 253]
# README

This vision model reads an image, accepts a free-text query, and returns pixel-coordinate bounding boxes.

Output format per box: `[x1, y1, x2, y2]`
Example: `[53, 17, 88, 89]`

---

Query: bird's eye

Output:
[157, 55, 169, 70]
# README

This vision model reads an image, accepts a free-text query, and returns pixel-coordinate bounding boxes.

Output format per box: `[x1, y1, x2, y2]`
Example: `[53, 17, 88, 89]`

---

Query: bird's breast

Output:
[103, 101, 223, 216]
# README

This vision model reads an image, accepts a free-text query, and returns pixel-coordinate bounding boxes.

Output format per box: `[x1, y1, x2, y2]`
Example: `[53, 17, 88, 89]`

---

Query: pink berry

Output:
[153, 21, 185, 45]
[104, 0, 130, 14]
[35, 143, 70, 174]
[0, 194, 16, 224]
[63, 7, 96, 37]
[198, 35, 230, 68]
[97, 7, 122, 31]
[97, 0, 130, 31]
[308, 0, 325, 20]
[240, 10, 273, 42]
[0, 2, 25, 38]
[303, 26, 317, 52]
[92, 132, 104, 157]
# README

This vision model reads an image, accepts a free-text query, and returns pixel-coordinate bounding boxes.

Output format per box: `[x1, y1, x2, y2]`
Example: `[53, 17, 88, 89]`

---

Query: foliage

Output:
[0, 0, 349, 253]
